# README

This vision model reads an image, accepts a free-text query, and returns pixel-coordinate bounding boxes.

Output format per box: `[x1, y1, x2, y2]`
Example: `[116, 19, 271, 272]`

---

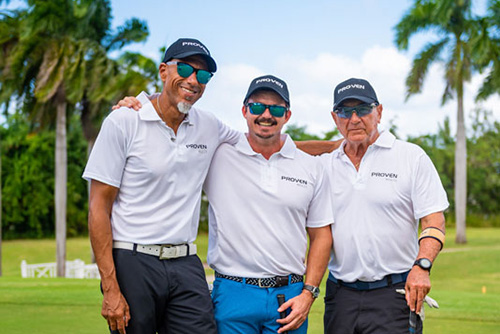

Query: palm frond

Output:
[405, 38, 448, 99]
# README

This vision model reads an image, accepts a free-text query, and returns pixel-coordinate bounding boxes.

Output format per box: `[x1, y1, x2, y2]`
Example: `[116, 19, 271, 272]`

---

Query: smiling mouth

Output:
[256, 119, 277, 127]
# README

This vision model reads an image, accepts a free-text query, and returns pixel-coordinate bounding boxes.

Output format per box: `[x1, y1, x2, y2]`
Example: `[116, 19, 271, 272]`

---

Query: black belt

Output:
[215, 272, 303, 288]
[329, 271, 410, 291]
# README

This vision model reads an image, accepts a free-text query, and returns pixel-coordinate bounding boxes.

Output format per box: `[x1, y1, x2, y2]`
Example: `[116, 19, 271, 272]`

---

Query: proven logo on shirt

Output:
[371, 171, 398, 181]
[185, 143, 208, 153]
[281, 175, 308, 187]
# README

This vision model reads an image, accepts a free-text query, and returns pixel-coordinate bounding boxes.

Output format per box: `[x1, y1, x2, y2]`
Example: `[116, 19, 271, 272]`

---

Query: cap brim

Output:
[334, 95, 376, 109]
[244, 87, 290, 105]
[168, 51, 217, 72]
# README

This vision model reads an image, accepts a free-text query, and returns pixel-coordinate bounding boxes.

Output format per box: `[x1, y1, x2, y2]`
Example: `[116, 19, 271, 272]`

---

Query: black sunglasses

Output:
[334, 103, 378, 119]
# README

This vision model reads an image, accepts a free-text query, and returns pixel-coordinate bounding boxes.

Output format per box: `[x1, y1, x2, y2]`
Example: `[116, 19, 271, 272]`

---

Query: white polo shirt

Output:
[203, 134, 334, 278]
[321, 130, 449, 282]
[83, 92, 239, 245]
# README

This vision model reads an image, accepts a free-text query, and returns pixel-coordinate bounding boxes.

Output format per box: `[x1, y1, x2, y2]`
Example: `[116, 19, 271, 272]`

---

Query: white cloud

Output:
[197, 46, 500, 139]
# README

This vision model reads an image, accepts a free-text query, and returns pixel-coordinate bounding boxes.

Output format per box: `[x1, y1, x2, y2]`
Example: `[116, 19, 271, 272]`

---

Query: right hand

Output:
[112, 96, 142, 111]
[102, 289, 131, 334]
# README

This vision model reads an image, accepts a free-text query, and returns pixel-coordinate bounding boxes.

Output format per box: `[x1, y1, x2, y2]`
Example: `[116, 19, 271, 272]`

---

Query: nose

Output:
[350, 110, 362, 122]
[185, 71, 199, 85]
[261, 107, 273, 118]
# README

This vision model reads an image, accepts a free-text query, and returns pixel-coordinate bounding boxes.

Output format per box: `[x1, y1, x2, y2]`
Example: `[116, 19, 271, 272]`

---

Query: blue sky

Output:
[3, 0, 499, 138]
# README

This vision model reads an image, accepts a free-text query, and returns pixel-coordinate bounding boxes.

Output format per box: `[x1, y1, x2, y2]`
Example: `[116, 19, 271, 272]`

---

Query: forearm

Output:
[89, 208, 119, 291]
[417, 212, 446, 261]
[295, 139, 342, 156]
[304, 225, 333, 286]
[88, 180, 120, 291]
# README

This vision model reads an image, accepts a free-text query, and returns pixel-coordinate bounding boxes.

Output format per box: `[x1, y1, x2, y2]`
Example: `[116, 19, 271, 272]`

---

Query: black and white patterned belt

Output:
[215, 272, 303, 288]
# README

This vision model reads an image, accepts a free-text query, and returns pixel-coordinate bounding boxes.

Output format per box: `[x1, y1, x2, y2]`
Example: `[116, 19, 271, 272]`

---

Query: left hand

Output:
[405, 266, 431, 314]
[276, 290, 314, 333]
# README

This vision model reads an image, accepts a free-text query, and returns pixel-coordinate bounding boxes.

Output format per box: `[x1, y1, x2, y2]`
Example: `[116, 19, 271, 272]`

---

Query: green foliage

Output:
[285, 123, 340, 141]
[408, 109, 500, 218]
[1, 113, 88, 239]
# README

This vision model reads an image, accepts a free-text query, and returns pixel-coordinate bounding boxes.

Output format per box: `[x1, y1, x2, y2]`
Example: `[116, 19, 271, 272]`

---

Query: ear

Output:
[242, 105, 247, 118]
[159, 63, 168, 82]
[376, 104, 383, 123]
[283, 109, 292, 123]
[331, 111, 339, 125]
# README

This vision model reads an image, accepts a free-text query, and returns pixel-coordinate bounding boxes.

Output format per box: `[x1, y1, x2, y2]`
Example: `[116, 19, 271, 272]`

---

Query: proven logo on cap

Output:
[244, 74, 290, 105]
[181, 41, 209, 55]
[337, 83, 366, 94]
[255, 77, 285, 89]
[333, 78, 378, 109]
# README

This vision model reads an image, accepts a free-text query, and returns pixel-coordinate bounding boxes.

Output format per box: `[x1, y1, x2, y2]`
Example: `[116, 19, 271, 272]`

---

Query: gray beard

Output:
[177, 102, 192, 114]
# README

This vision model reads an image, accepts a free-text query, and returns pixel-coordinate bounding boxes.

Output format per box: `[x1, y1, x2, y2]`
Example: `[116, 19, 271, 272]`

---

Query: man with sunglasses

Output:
[83, 38, 240, 334]
[203, 75, 333, 334]
[321, 78, 448, 334]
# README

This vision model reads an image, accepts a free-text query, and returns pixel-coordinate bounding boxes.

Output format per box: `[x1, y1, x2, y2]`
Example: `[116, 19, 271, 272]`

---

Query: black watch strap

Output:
[303, 284, 320, 298]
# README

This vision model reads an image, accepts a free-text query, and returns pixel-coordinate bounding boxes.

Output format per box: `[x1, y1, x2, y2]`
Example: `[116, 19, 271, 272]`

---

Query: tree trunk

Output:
[0, 133, 2, 277]
[55, 88, 68, 277]
[455, 86, 467, 244]
[87, 138, 96, 264]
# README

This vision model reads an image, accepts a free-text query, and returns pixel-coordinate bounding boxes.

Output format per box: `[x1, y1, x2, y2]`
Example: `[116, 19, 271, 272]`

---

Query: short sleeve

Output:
[306, 161, 335, 228]
[82, 116, 128, 188]
[217, 117, 240, 145]
[411, 153, 449, 219]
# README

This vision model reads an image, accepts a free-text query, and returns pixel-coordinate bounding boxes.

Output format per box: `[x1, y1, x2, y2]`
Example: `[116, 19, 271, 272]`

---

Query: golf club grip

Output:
[277, 294, 288, 334]
[277, 294, 286, 318]
[409, 311, 417, 333]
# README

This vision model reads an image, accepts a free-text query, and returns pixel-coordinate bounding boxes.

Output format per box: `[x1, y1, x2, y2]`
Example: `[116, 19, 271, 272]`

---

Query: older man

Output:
[83, 38, 239, 334]
[321, 78, 449, 334]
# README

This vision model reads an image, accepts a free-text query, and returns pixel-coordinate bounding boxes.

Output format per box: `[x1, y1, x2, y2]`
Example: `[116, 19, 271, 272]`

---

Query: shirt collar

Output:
[235, 133, 296, 159]
[333, 129, 395, 158]
[137, 91, 194, 125]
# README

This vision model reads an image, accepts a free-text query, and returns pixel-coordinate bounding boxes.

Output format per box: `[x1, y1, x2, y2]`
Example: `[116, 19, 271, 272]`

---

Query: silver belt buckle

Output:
[159, 245, 178, 259]
[257, 278, 272, 288]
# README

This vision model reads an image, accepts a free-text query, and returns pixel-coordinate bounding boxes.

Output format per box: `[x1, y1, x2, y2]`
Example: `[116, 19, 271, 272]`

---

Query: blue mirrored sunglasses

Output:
[166, 61, 213, 84]
[246, 103, 288, 117]
[334, 103, 378, 119]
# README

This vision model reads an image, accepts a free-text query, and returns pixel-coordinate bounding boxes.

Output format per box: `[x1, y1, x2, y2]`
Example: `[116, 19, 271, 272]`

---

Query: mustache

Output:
[255, 117, 278, 126]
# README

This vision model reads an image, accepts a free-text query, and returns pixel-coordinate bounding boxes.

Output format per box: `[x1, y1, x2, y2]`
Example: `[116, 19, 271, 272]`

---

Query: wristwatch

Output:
[303, 284, 320, 298]
[413, 258, 433, 272]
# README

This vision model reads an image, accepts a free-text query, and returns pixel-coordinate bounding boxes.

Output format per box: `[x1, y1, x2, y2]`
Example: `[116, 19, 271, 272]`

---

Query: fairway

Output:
[1, 228, 499, 333]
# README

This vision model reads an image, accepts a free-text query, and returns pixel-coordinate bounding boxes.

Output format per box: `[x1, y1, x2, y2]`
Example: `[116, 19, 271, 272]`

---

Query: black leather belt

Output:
[329, 271, 410, 291]
[215, 272, 303, 288]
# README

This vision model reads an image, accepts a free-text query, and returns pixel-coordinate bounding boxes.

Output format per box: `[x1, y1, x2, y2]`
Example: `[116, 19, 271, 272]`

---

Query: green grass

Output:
[1, 228, 499, 333]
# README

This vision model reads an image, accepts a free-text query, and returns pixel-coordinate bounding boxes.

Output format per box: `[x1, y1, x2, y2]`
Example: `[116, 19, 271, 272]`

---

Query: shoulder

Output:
[393, 139, 427, 157]
[105, 107, 140, 125]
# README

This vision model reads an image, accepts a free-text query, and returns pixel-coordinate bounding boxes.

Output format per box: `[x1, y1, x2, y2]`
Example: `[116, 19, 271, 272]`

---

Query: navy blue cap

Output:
[244, 75, 290, 106]
[333, 78, 378, 109]
[162, 38, 217, 72]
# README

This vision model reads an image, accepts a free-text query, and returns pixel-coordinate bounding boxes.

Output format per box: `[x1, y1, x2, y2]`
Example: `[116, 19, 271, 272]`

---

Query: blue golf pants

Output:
[212, 276, 307, 334]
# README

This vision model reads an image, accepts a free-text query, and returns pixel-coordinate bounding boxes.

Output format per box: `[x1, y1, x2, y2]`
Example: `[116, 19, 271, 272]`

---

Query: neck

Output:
[155, 94, 186, 134]
[344, 132, 379, 169]
[246, 133, 284, 160]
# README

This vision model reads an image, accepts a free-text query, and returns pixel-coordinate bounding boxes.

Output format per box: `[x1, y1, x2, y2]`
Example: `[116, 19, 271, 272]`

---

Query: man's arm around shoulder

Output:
[296, 139, 342, 156]
[88, 180, 130, 334]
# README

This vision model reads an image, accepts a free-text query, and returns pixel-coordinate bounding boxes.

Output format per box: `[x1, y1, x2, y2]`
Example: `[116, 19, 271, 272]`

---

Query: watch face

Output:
[419, 258, 432, 269]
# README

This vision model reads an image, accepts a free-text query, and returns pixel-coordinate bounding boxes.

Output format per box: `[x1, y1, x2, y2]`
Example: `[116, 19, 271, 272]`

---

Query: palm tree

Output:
[395, 0, 477, 244]
[1, 0, 157, 271]
[474, 0, 500, 101]
[0, 0, 139, 275]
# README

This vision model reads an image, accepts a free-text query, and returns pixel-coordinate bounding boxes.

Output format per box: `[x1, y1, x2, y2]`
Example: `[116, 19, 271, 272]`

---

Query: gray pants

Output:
[110, 248, 217, 334]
